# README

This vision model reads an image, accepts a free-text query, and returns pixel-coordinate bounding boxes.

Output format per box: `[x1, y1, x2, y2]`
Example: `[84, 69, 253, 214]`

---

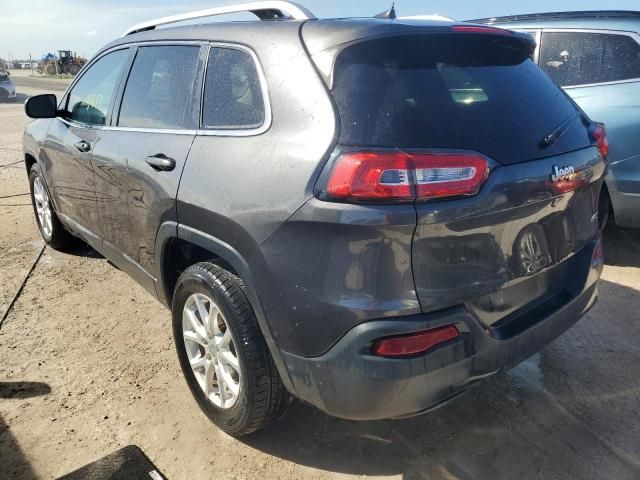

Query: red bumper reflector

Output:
[372, 325, 460, 358]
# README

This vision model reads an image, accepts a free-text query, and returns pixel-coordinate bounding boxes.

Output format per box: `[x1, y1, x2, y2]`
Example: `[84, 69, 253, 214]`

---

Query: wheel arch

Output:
[155, 222, 297, 394]
[24, 152, 37, 173]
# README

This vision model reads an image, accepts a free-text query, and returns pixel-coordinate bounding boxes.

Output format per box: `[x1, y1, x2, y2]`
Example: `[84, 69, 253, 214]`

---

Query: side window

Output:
[118, 45, 201, 129]
[66, 49, 129, 126]
[540, 32, 640, 87]
[202, 47, 266, 130]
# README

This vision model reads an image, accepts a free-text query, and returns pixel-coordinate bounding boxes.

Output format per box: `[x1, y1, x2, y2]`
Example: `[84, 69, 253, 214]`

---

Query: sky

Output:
[1, 0, 639, 60]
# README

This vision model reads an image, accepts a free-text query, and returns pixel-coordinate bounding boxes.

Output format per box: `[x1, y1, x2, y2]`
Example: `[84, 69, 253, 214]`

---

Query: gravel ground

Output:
[1, 74, 640, 480]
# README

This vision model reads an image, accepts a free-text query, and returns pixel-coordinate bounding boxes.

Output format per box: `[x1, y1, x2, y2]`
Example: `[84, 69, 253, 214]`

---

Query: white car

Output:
[0, 63, 16, 101]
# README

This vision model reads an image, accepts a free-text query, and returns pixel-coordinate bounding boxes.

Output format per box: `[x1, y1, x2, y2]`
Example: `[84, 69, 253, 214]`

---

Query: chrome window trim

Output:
[537, 28, 640, 89]
[58, 116, 197, 135]
[198, 42, 272, 137]
[58, 40, 271, 137]
[58, 41, 205, 129]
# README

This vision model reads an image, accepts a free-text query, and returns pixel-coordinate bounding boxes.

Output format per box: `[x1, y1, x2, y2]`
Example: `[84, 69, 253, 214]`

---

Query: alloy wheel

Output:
[182, 293, 241, 409]
[33, 176, 53, 238]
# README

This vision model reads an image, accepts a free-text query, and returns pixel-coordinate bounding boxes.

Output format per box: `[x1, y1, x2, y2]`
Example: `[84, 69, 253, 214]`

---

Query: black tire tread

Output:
[29, 164, 75, 250]
[174, 262, 288, 435]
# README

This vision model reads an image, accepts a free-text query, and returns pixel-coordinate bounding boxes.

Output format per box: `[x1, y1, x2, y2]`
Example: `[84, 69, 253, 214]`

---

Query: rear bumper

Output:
[281, 242, 601, 420]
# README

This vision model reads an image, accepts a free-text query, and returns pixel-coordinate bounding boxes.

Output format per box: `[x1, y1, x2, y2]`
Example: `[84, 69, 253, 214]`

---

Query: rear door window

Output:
[540, 32, 640, 87]
[331, 34, 587, 165]
[118, 45, 201, 129]
[202, 47, 266, 130]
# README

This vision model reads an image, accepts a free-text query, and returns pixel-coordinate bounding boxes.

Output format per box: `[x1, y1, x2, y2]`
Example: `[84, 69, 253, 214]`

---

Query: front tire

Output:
[172, 262, 288, 436]
[29, 163, 74, 249]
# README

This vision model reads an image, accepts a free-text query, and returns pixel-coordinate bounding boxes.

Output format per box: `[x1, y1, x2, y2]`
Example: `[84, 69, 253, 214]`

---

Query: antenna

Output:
[375, 2, 397, 20]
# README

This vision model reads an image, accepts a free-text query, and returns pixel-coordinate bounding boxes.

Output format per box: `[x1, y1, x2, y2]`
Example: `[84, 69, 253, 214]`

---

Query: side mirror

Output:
[25, 94, 58, 119]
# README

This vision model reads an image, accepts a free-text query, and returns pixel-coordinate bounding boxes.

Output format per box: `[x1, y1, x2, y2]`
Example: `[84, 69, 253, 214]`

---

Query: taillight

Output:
[590, 123, 609, 159]
[372, 325, 460, 358]
[325, 151, 489, 202]
[451, 25, 512, 35]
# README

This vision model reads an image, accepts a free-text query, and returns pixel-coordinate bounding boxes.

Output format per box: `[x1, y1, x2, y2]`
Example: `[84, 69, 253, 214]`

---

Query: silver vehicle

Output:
[471, 11, 640, 229]
[0, 60, 16, 101]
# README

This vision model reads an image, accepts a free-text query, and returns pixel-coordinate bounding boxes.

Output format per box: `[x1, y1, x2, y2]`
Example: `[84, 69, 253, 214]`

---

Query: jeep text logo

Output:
[551, 165, 575, 183]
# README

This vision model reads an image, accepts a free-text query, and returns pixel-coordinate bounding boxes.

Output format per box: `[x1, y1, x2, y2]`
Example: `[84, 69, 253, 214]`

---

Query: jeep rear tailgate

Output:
[412, 146, 604, 327]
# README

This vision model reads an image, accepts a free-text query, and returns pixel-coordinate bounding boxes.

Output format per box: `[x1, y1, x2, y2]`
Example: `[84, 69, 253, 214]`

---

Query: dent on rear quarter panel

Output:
[258, 199, 421, 356]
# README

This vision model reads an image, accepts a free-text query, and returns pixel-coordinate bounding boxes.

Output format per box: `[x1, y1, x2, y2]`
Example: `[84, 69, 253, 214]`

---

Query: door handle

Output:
[74, 140, 91, 153]
[145, 154, 176, 172]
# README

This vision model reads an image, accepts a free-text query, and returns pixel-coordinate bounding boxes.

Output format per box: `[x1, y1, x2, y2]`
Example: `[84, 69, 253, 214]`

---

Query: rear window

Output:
[331, 34, 589, 164]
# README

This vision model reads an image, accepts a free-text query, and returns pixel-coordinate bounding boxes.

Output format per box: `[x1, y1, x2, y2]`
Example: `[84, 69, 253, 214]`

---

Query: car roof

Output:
[469, 10, 640, 32]
[101, 17, 467, 56]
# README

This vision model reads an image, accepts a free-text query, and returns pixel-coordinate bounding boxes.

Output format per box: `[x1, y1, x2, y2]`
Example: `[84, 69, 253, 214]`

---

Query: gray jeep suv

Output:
[23, 2, 606, 435]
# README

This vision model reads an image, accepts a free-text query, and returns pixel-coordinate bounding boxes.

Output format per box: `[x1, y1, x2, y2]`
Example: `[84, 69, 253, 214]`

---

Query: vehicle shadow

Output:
[58, 241, 103, 259]
[0, 382, 51, 479]
[243, 278, 640, 479]
[603, 223, 640, 267]
[0, 94, 27, 104]
[0, 381, 51, 399]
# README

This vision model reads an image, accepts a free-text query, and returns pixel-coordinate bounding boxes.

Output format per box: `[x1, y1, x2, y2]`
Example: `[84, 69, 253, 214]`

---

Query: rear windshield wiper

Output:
[540, 111, 581, 148]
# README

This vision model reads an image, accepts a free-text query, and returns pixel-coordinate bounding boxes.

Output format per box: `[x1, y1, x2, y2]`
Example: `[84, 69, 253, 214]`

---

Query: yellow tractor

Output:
[40, 50, 86, 76]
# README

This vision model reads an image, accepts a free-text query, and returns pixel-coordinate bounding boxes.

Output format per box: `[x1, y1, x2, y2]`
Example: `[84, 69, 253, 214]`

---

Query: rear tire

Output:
[172, 262, 288, 436]
[69, 64, 80, 76]
[29, 163, 75, 249]
[598, 185, 612, 231]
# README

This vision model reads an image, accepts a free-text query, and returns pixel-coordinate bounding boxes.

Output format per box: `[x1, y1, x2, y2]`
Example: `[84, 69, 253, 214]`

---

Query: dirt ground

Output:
[1, 71, 640, 480]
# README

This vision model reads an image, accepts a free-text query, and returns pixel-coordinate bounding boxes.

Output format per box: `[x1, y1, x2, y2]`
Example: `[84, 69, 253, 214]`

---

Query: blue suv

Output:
[472, 11, 640, 228]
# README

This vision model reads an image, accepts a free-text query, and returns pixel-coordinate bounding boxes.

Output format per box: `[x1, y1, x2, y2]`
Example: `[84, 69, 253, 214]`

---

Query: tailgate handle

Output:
[146, 154, 176, 172]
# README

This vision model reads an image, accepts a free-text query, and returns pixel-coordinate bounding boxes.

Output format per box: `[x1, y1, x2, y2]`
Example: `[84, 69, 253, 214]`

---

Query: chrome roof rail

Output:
[468, 10, 640, 24]
[123, 1, 316, 36]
